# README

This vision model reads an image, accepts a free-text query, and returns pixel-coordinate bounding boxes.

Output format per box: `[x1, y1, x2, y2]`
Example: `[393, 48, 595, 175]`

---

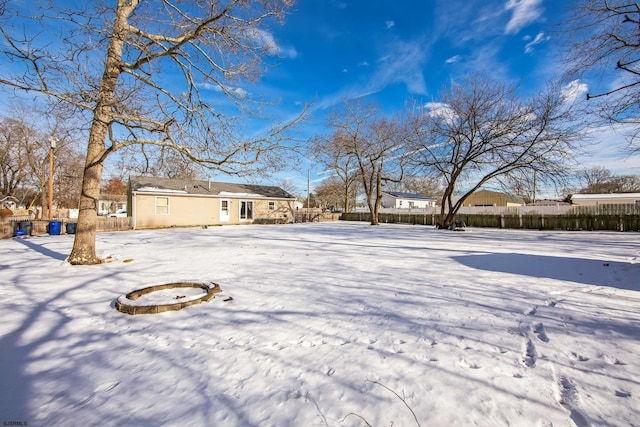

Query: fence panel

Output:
[341, 209, 640, 232]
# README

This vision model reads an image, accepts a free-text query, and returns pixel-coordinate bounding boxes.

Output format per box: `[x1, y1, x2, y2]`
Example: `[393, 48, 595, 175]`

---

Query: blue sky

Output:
[267, 0, 562, 112]
[2, 0, 636, 195]
[203, 0, 638, 196]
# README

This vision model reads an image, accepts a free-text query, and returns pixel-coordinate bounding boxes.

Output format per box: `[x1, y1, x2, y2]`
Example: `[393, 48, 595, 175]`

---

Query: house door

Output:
[220, 199, 230, 223]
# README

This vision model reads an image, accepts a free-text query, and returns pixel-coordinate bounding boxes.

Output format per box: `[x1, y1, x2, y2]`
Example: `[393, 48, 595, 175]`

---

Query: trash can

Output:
[48, 220, 62, 235]
[18, 221, 32, 236]
[65, 222, 77, 234]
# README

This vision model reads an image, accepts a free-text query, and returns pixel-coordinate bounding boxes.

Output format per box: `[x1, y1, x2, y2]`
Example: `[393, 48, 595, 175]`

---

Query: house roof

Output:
[571, 193, 640, 200]
[129, 176, 295, 199]
[383, 191, 435, 201]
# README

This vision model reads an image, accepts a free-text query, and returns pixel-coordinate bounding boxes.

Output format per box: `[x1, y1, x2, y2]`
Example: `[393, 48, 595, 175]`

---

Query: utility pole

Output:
[307, 169, 310, 209]
[48, 137, 57, 219]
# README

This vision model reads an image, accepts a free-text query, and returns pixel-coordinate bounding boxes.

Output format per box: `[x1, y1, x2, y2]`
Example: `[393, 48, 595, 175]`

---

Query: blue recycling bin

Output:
[48, 220, 62, 235]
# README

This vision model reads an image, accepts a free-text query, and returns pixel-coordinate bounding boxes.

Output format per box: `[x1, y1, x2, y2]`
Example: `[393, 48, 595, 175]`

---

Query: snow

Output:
[1, 222, 639, 427]
[135, 186, 188, 193]
[115, 282, 213, 307]
[218, 191, 265, 198]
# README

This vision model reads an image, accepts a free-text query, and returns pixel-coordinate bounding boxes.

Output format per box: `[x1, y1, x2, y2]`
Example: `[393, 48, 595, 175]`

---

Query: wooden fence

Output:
[342, 204, 640, 231]
[1, 216, 132, 239]
[294, 209, 341, 223]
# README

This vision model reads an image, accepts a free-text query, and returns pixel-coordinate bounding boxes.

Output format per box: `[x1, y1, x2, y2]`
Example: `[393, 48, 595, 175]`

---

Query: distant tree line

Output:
[574, 166, 640, 194]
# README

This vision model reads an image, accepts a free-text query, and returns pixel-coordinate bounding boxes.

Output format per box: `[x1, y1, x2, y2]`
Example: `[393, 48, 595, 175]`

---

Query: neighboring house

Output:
[99, 194, 127, 216]
[1, 196, 18, 210]
[464, 189, 525, 207]
[571, 193, 640, 206]
[381, 191, 437, 209]
[128, 176, 295, 229]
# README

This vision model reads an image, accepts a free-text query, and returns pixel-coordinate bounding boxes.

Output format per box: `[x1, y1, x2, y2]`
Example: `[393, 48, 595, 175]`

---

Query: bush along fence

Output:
[341, 204, 640, 232]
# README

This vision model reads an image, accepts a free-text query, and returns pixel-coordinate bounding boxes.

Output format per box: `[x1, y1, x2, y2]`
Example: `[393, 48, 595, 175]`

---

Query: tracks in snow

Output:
[518, 300, 591, 426]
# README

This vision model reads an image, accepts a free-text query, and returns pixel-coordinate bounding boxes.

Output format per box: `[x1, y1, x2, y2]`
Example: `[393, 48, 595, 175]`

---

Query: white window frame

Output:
[155, 196, 170, 215]
[240, 200, 254, 220]
[268, 201, 275, 211]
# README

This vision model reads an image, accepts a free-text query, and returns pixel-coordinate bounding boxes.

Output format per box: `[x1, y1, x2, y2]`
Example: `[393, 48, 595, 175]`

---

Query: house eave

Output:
[131, 190, 295, 201]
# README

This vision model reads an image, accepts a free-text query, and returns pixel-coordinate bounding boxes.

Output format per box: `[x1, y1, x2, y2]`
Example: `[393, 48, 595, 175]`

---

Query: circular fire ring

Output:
[115, 281, 222, 315]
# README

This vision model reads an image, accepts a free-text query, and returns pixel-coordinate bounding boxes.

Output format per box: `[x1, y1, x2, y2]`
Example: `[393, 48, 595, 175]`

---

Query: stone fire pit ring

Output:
[115, 281, 222, 315]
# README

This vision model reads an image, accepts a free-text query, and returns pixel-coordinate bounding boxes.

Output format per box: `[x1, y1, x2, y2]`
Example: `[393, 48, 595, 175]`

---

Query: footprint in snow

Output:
[615, 389, 631, 398]
[532, 322, 549, 342]
[555, 375, 590, 427]
[94, 381, 120, 393]
[521, 338, 536, 367]
[604, 354, 626, 365]
[458, 358, 481, 369]
[570, 352, 589, 362]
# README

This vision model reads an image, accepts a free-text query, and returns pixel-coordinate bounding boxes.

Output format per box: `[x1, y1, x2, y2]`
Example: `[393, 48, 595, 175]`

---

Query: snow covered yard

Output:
[1, 222, 638, 427]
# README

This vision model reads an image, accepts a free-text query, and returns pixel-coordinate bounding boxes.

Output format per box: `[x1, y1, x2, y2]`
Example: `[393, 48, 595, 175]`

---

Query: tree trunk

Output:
[67, 142, 104, 264]
[343, 185, 350, 213]
[68, 0, 132, 264]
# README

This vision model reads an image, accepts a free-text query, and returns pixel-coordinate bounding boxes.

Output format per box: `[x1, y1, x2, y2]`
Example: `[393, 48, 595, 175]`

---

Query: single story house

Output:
[381, 191, 437, 209]
[464, 189, 525, 207]
[128, 176, 295, 229]
[571, 193, 640, 206]
[98, 194, 127, 216]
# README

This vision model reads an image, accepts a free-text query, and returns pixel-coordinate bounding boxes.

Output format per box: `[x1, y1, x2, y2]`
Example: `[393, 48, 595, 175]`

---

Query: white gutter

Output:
[132, 191, 137, 230]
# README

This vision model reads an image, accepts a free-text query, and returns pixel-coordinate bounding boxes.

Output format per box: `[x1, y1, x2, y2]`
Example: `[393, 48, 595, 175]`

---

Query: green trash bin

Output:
[18, 221, 32, 236]
[65, 222, 77, 234]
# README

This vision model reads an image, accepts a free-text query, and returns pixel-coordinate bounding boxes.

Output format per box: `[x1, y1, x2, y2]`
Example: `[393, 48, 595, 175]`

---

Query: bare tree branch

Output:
[0, 0, 303, 264]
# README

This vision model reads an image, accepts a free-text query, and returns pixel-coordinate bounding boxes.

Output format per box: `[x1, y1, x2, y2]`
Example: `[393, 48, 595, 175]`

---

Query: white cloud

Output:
[386, 20, 395, 29]
[315, 38, 430, 110]
[424, 102, 457, 122]
[445, 55, 462, 64]
[247, 27, 297, 58]
[580, 124, 640, 175]
[561, 79, 588, 103]
[201, 82, 248, 99]
[367, 38, 428, 94]
[505, 0, 544, 34]
[524, 31, 551, 53]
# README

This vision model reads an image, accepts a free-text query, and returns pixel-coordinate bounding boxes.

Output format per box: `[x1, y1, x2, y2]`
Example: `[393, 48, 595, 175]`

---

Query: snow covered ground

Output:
[1, 222, 638, 427]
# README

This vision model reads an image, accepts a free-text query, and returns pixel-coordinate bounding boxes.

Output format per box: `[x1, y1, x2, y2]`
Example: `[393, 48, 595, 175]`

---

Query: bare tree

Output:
[384, 174, 444, 199]
[309, 132, 360, 213]
[408, 75, 582, 229]
[314, 176, 354, 211]
[494, 170, 538, 203]
[577, 166, 640, 192]
[113, 145, 210, 181]
[0, 0, 303, 264]
[0, 117, 32, 197]
[0, 107, 81, 216]
[325, 101, 407, 225]
[563, 0, 640, 153]
[278, 178, 298, 197]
